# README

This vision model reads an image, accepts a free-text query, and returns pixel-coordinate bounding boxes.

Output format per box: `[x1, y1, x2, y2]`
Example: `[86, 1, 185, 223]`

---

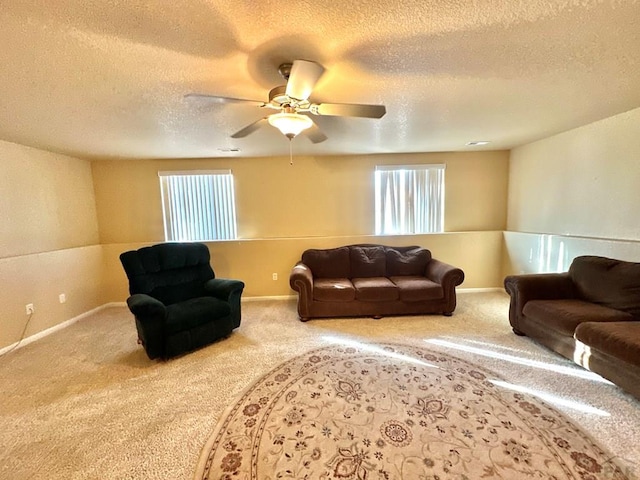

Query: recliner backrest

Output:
[120, 242, 215, 305]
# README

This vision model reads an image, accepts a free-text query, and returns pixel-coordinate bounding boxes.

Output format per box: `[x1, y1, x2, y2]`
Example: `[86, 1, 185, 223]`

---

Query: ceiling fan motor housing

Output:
[278, 63, 292, 81]
[269, 85, 290, 106]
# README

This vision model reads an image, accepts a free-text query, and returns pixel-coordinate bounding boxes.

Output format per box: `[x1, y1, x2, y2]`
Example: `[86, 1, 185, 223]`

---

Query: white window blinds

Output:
[158, 170, 237, 241]
[374, 164, 445, 235]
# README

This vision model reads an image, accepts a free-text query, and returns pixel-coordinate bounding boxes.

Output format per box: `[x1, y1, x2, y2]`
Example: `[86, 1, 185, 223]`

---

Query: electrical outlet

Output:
[26, 303, 34, 315]
[59, 293, 66, 303]
[272, 273, 278, 281]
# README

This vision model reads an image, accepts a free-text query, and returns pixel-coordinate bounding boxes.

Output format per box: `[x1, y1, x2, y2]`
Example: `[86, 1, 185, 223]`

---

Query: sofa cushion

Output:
[390, 276, 443, 302]
[313, 278, 356, 302]
[386, 247, 431, 276]
[352, 277, 399, 302]
[350, 246, 386, 278]
[569, 256, 640, 317]
[522, 299, 633, 336]
[575, 321, 640, 367]
[302, 247, 350, 279]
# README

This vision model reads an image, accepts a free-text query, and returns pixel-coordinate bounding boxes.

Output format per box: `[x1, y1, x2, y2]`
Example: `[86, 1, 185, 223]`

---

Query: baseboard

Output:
[1, 291, 502, 356]
[458, 287, 504, 293]
[242, 290, 503, 300]
[242, 295, 297, 302]
[0, 303, 122, 356]
[105, 301, 127, 307]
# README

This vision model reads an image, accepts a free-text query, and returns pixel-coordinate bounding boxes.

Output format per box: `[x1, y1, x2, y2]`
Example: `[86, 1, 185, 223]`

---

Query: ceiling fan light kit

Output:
[187, 59, 386, 143]
[267, 107, 313, 139]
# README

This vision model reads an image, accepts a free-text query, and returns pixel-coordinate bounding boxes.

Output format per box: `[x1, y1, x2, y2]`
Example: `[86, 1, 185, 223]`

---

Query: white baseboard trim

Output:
[1, 290, 503, 356]
[242, 290, 503, 301]
[0, 303, 122, 356]
[242, 295, 296, 302]
[106, 301, 127, 307]
[458, 287, 504, 293]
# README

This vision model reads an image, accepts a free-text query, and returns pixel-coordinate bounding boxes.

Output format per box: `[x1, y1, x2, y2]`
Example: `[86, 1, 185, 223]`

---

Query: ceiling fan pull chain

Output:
[289, 138, 294, 166]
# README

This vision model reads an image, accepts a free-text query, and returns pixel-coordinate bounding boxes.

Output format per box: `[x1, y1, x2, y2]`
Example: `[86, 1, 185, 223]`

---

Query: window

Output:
[374, 164, 445, 235]
[158, 170, 237, 241]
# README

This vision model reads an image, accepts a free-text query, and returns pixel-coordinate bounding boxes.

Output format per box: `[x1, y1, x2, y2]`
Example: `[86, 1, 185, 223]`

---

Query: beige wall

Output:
[93, 151, 508, 243]
[1, 144, 507, 350]
[0, 142, 99, 256]
[0, 140, 104, 349]
[104, 231, 505, 301]
[5, 104, 639, 349]
[94, 151, 509, 300]
[505, 107, 640, 275]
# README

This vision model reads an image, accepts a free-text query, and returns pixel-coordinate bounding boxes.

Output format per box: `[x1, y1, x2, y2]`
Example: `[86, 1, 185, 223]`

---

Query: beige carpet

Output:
[0, 292, 638, 479]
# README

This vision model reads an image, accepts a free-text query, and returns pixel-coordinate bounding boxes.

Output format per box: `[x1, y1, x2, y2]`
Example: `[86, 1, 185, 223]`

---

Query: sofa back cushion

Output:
[386, 247, 431, 276]
[569, 255, 640, 316]
[350, 246, 387, 278]
[302, 247, 351, 278]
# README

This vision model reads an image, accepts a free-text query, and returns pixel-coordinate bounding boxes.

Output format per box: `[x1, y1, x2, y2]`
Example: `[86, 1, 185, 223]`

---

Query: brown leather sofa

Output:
[504, 255, 640, 400]
[289, 244, 464, 321]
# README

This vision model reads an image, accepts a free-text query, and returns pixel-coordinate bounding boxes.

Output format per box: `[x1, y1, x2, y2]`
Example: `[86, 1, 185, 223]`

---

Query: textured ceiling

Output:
[1, 0, 639, 160]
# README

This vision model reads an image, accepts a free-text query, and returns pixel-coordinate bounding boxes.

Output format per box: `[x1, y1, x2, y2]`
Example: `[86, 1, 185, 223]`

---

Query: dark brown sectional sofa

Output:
[289, 244, 464, 321]
[504, 255, 640, 400]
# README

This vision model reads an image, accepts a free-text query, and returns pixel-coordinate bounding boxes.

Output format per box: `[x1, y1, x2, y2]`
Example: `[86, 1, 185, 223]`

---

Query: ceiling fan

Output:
[185, 60, 386, 143]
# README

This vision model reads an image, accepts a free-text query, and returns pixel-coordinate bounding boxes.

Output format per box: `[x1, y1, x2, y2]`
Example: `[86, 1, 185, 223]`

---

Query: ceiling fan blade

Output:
[304, 121, 328, 144]
[311, 102, 386, 119]
[231, 118, 268, 138]
[285, 60, 325, 101]
[184, 93, 264, 107]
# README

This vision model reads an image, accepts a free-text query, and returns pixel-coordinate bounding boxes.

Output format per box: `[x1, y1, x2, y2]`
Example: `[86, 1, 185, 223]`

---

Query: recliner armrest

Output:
[204, 278, 245, 300]
[127, 293, 166, 318]
[204, 278, 245, 330]
[126, 294, 167, 360]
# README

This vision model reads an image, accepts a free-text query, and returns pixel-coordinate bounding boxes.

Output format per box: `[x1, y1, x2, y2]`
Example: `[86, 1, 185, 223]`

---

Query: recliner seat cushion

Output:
[313, 278, 356, 302]
[386, 247, 431, 276]
[302, 247, 351, 279]
[390, 276, 443, 302]
[574, 321, 640, 367]
[165, 297, 231, 335]
[350, 246, 386, 278]
[523, 299, 633, 336]
[151, 279, 208, 306]
[569, 255, 640, 316]
[352, 277, 398, 301]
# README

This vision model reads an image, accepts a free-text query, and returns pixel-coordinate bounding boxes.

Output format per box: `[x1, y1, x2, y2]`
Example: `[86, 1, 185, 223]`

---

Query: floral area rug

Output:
[195, 342, 629, 479]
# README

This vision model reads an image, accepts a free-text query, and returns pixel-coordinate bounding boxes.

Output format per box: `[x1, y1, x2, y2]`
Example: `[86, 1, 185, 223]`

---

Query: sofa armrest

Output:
[290, 262, 314, 320]
[425, 259, 465, 288]
[504, 273, 576, 333]
[425, 259, 465, 314]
